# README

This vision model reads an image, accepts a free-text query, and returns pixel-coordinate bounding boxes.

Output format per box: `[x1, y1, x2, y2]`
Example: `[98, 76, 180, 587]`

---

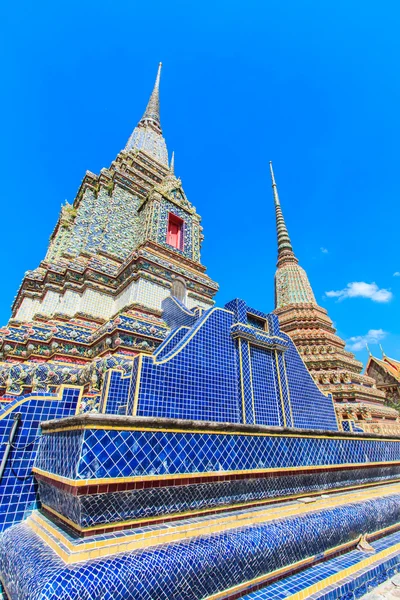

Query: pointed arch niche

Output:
[171, 278, 186, 304]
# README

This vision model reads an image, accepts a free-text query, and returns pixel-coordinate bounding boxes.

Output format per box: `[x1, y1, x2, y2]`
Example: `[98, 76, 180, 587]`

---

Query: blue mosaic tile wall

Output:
[126, 358, 140, 415]
[37, 464, 400, 528]
[243, 527, 400, 599]
[118, 299, 338, 430]
[0, 388, 79, 532]
[161, 296, 199, 330]
[135, 307, 241, 422]
[2, 491, 400, 600]
[99, 370, 132, 415]
[35, 427, 400, 481]
[153, 326, 190, 360]
[251, 347, 282, 426]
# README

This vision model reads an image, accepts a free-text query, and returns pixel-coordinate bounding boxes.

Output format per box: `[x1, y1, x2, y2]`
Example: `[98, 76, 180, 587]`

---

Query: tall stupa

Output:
[269, 162, 399, 434]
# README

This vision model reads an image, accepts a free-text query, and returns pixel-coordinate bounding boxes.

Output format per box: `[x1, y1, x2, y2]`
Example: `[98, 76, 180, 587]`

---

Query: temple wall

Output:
[134, 279, 170, 310]
[0, 387, 80, 533]
[33, 415, 400, 532]
[186, 295, 212, 310]
[14, 277, 212, 322]
[3, 495, 400, 600]
[65, 187, 142, 261]
[15, 280, 170, 321]
[14, 297, 41, 321]
[40, 290, 60, 315]
[121, 301, 338, 430]
[79, 288, 113, 319]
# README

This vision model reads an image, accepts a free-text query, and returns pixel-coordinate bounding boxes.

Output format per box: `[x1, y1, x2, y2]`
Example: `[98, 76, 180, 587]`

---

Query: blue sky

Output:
[1, 0, 400, 365]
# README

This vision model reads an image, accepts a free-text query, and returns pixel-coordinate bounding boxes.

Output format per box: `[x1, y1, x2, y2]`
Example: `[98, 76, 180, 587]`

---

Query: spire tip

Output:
[269, 161, 276, 187]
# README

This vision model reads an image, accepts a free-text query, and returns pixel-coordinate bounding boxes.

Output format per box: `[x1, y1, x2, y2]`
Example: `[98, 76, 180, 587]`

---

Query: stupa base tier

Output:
[2, 484, 400, 600]
[32, 414, 400, 535]
[34, 462, 400, 536]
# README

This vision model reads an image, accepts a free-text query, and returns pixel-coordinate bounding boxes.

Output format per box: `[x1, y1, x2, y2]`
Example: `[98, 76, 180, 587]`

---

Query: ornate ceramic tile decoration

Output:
[0, 64, 400, 600]
[366, 351, 400, 407]
[269, 162, 400, 434]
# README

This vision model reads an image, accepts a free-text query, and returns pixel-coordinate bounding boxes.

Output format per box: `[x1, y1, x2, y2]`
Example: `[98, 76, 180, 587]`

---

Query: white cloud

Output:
[320, 247, 328, 254]
[394, 272, 400, 277]
[346, 329, 387, 352]
[325, 282, 393, 303]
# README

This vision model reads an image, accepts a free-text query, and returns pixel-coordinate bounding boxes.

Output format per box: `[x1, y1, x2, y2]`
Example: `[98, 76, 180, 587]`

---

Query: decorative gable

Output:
[138, 174, 202, 263]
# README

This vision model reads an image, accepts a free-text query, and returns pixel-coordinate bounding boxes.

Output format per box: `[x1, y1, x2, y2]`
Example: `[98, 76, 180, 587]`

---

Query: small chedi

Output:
[270, 163, 400, 435]
[1, 65, 400, 600]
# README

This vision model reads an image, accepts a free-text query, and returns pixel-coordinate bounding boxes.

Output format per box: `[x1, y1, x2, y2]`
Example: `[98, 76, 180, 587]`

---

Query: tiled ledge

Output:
[27, 482, 400, 565]
[241, 530, 400, 600]
[3, 484, 400, 600]
[40, 412, 400, 441]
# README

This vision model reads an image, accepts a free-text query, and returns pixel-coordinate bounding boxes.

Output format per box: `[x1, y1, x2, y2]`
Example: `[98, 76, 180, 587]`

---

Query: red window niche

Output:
[167, 213, 184, 250]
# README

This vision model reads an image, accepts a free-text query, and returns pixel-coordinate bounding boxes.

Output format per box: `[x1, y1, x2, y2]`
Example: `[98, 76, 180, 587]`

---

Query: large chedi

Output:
[0, 64, 218, 398]
[269, 162, 400, 434]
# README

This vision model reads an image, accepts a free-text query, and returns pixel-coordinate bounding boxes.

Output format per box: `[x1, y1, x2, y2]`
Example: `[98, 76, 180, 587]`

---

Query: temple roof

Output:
[368, 355, 400, 383]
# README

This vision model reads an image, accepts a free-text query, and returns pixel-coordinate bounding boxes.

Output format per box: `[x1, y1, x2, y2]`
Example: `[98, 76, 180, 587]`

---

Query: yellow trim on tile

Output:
[238, 339, 246, 424]
[153, 307, 233, 365]
[153, 325, 190, 358]
[28, 482, 400, 565]
[32, 459, 400, 487]
[41, 474, 400, 534]
[132, 354, 143, 416]
[101, 365, 134, 414]
[0, 385, 84, 421]
[168, 296, 194, 315]
[100, 370, 113, 414]
[39, 420, 400, 443]
[286, 540, 400, 599]
[282, 355, 294, 426]
[247, 342, 256, 423]
[275, 349, 287, 427]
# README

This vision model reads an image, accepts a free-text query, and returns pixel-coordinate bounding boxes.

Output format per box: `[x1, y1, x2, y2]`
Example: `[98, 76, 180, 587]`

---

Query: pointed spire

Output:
[380, 344, 386, 358]
[124, 63, 169, 166]
[170, 151, 175, 174]
[269, 162, 297, 267]
[140, 62, 162, 132]
[366, 343, 372, 356]
[271, 162, 317, 308]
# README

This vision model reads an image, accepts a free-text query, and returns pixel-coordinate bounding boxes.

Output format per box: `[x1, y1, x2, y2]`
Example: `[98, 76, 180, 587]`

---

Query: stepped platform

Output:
[1, 299, 400, 599]
[242, 526, 400, 599]
[2, 482, 400, 599]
